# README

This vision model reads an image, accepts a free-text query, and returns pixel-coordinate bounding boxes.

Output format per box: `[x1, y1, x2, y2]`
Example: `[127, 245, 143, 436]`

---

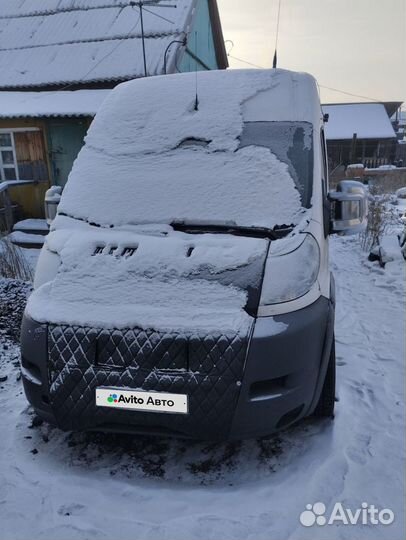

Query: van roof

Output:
[87, 68, 322, 157]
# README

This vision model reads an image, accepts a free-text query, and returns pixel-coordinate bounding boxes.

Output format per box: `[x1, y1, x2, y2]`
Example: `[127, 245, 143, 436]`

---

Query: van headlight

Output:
[33, 246, 61, 289]
[260, 233, 320, 305]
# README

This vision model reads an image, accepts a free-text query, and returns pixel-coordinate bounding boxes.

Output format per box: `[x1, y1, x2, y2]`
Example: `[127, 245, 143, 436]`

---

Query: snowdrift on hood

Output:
[27, 228, 269, 336]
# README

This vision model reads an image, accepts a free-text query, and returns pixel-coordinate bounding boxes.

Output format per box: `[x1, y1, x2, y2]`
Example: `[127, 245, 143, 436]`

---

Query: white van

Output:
[21, 69, 367, 439]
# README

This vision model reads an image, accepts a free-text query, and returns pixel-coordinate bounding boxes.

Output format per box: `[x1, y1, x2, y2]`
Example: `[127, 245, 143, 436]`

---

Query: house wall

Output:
[327, 138, 397, 171]
[0, 117, 91, 219]
[179, 0, 219, 72]
[0, 118, 51, 218]
[46, 117, 91, 188]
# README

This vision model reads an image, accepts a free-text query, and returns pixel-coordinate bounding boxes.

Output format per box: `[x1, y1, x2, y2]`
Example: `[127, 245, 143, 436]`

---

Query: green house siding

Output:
[179, 0, 219, 72]
[46, 118, 90, 187]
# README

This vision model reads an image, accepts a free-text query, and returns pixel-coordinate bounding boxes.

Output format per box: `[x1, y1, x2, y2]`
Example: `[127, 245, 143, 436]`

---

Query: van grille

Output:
[47, 325, 249, 437]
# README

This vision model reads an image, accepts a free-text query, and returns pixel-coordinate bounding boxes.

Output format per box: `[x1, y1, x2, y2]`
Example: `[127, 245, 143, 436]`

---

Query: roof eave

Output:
[327, 136, 397, 141]
[322, 101, 403, 118]
[208, 0, 228, 69]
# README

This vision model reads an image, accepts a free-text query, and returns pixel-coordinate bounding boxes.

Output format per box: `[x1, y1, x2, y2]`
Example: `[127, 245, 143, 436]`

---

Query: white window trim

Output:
[0, 128, 40, 181]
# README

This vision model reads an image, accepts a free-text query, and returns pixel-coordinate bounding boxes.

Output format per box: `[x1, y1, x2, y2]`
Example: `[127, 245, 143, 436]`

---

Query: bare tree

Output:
[0, 235, 33, 281]
[360, 185, 395, 252]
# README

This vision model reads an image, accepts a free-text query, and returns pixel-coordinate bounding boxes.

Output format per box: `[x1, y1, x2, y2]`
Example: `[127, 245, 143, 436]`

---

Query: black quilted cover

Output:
[47, 325, 250, 438]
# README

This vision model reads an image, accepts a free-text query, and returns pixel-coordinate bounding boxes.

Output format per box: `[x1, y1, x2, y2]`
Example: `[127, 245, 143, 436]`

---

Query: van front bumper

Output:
[20, 295, 334, 440]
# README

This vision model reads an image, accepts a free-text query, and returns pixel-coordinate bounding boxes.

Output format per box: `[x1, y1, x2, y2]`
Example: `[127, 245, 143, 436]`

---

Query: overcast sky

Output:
[217, 0, 406, 107]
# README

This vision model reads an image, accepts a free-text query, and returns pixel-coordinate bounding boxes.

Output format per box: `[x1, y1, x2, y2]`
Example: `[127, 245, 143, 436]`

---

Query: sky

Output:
[217, 0, 406, 108]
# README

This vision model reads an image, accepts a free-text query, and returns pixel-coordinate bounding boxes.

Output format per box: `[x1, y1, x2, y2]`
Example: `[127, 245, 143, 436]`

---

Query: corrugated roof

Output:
[323, 103, 396, 140]
[0, 0, 196, 88]
[0, 89, 111, 117]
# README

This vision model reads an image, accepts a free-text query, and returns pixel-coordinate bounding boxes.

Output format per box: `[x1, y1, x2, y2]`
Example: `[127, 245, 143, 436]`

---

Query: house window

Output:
[0, 132, 19, 181]
[0, 128, 48, 182]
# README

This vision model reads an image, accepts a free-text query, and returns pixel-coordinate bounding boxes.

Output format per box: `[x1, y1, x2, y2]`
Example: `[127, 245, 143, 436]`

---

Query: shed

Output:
[322, 102, 401, 171]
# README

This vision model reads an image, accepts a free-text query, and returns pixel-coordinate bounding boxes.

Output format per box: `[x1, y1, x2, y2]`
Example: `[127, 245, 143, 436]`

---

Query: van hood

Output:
[27, 227, 269, 337]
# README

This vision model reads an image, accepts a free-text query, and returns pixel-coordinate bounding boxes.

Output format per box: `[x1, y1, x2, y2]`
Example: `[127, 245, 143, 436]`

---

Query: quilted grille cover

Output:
[47, 325, 249, 438]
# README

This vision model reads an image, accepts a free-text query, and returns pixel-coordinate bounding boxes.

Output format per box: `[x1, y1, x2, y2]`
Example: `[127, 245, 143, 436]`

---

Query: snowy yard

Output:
[0, 235, 404, 540]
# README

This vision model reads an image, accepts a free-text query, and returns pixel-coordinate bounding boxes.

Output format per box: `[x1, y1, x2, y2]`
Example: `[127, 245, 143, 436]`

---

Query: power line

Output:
[319, 85, 381, 103]
[228, 54, 264, 69]
[227, 52, 392, 103]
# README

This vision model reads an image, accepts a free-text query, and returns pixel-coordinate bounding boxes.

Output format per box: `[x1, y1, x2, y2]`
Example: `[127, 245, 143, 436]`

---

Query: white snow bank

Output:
[0, 90, 111, 118]
[26, 228, 268, 334]
[396, 187, 406, 198]
[59, 70, 316, 229]
[8, 231, 45, 246]
[13, 219, 49, 232]
[347, 163, 365, 169]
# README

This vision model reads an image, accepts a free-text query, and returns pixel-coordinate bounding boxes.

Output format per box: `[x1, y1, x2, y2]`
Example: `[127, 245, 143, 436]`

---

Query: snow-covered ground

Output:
[0, 235, 404, 540]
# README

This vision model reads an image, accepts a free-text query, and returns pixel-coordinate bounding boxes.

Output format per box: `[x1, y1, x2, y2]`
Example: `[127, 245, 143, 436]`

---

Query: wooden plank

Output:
[14, 130, 49, 181]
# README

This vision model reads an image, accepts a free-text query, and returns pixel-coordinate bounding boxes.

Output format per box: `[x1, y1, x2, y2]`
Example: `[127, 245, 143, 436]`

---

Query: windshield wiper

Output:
[171, 220, 293, 240]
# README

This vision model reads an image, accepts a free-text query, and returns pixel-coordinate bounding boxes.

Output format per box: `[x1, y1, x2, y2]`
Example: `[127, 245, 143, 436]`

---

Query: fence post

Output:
[1, 189, 14, 233]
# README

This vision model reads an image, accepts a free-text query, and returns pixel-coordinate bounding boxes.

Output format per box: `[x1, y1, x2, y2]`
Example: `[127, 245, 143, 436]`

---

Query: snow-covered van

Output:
[21, 69, 367, 439]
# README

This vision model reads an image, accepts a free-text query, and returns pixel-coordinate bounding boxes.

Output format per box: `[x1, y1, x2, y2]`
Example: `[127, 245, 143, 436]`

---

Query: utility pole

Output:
[129, 1, 177, 78]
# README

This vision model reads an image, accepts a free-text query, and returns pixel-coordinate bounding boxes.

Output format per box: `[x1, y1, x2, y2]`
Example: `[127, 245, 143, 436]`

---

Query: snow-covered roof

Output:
[323, 103, 396, 140]
[0, 0, 226, 89]
[0, 90, 111, 118]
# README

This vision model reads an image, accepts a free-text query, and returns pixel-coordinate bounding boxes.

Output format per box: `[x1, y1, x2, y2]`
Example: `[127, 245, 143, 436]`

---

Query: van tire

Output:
[313, 337, 336, 418]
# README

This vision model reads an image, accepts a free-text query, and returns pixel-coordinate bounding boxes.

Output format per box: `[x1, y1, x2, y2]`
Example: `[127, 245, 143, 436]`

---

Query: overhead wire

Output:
[227, 52, 393, 103]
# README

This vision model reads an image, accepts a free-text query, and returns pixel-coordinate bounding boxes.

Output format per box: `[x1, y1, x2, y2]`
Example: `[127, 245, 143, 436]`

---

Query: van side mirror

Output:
[328, 180, 368, 235]
[45, 186, 62, 225]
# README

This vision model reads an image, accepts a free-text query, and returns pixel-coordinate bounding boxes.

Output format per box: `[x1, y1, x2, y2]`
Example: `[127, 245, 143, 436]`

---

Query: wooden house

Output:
[322, 102, 401, 173]
[0, 0, 228, 225]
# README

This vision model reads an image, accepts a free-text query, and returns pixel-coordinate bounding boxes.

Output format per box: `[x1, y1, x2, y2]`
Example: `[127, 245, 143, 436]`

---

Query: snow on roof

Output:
[323, 103, 396, 140]
[0, 90, 111, 118]
[0, 0, 196, 88]
[59, 69, 318, 229]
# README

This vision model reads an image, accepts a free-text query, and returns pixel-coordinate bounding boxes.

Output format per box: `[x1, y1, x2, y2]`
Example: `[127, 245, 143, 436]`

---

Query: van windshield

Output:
[59, 121, 314, 231]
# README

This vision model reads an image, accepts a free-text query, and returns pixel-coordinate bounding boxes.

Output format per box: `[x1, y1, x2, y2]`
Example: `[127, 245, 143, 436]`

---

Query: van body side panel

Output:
[229, 296, 334, 439]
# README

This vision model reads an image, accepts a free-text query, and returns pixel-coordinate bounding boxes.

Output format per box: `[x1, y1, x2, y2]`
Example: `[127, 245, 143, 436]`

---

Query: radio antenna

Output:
[129, 1, 177, 77]
[194, 31, 199, 111]
[273, 0, 282, 68]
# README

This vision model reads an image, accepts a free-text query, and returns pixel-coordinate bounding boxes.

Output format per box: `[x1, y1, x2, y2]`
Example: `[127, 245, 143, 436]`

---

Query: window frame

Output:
[0, 127, 41, 182]
[320, 127, 329, 191]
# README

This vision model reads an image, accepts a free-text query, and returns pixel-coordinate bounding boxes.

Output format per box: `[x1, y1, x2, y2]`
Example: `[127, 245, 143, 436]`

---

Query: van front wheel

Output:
[313, 337, 336, 418]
